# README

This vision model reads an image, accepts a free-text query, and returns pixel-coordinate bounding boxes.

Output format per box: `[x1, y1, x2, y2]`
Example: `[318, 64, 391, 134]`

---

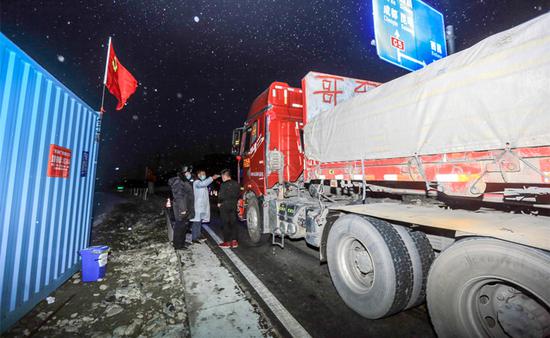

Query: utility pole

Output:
[446, 25, 456, 55]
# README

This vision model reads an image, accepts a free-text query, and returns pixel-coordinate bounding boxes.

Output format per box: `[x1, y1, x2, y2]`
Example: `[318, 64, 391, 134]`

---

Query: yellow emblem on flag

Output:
[112, 56, 118, 72]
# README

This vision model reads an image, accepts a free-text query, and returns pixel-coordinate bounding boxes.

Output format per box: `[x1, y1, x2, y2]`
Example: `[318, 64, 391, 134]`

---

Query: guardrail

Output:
[129, 187, 149, 200]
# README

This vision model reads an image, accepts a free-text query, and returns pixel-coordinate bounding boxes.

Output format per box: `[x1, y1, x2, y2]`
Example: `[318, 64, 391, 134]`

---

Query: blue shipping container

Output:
[0, 33, 101, 332]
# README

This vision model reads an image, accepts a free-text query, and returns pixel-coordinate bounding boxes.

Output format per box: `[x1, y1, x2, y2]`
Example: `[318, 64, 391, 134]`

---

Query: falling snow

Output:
[0, 0, 547, 188]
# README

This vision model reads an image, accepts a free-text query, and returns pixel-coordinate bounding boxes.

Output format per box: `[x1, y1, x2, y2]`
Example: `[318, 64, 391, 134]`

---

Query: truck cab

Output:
[231, 73, 380, 243]
[232, 82, 304, 220]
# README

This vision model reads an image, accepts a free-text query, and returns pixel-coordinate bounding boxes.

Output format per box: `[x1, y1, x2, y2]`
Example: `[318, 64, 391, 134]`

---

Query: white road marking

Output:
[203, 224, 312, 338]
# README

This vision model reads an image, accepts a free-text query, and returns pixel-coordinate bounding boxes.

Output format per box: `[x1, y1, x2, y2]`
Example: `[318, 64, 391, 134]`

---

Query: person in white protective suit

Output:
[190, 169, 219, 243]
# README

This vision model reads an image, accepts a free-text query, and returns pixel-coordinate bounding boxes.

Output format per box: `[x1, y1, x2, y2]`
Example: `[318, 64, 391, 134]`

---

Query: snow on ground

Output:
[6, 193, 277, 337]
[91, 195, 168, 251]
[6, 195, 189, 338]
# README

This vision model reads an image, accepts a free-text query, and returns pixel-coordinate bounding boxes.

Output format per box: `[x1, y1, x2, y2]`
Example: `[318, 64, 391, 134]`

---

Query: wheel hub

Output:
[477, 284, 550, 338]
[496, 285, 550, 338]
[246, 204, 261, 242]
[247, 208, 257, 230]
[346, 240, 374, 289]
[355, 250, 372, 274]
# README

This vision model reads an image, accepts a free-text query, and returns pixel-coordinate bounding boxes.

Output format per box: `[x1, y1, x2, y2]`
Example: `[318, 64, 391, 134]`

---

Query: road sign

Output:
[372, 0, 447, 71]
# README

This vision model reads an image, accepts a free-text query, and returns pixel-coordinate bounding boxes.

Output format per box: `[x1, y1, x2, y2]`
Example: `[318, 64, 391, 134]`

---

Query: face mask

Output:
[199, 174, 206, 180]
[185, 173, 192, 180]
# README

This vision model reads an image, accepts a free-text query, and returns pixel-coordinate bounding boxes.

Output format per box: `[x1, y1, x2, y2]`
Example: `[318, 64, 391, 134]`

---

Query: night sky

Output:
[0, 0, 548, 188]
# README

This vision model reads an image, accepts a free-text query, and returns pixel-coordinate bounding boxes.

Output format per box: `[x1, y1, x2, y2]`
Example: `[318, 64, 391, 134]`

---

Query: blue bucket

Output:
[79, 245, 110, 282]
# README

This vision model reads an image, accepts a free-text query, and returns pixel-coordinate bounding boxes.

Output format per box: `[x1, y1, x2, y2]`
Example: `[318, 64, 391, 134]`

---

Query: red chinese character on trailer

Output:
[312, 75, 344, 106]
[354, 80, 381, 93]
[47, 144, 72, 178]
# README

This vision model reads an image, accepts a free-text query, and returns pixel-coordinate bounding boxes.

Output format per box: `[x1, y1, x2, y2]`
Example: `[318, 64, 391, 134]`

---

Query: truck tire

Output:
[427, 238, 550, 338]
[327, 214, 414, 319]
[393, 225, 434, 310]
[245, 195, 264, 245]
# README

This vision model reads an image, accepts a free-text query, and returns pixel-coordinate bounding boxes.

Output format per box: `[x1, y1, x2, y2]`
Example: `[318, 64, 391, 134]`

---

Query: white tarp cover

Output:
[304, 13, 550, 163]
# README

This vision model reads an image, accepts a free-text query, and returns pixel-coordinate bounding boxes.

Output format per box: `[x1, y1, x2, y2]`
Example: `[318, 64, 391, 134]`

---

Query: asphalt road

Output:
[206, 217, 436, 338]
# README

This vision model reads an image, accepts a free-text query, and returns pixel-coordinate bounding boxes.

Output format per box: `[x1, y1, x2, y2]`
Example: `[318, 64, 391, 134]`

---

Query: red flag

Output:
[104, 39, 138, 110]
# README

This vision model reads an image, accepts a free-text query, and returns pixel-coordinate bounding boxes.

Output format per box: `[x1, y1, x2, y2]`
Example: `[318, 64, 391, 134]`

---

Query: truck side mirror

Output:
[231, 128, 243, 156]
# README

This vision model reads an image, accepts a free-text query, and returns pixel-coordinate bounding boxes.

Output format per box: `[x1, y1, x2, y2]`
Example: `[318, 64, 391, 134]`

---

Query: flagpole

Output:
[99, 36, 112, 114]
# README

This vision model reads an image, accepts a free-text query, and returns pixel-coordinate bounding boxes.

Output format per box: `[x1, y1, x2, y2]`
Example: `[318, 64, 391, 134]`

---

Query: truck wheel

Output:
[427, 238, 550, 338]
[327, 215, 413, 319]
[393, 225, 434, 309]
[246, 195, 264, 245]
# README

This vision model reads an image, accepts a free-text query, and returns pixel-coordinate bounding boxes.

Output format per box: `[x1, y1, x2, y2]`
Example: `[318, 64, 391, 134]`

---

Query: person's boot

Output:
[219, 241, 231, 249]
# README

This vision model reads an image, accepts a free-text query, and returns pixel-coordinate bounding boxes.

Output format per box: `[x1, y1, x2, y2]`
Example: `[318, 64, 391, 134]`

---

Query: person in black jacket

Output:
[168, 169, 195, 249]
[217, 169, 241, 248]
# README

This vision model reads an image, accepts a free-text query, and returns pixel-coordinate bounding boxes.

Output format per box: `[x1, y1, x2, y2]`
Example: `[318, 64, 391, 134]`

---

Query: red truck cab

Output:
[233, 82, 304, 199]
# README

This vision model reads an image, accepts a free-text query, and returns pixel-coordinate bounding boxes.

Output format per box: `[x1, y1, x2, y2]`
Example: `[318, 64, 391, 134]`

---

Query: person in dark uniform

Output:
[168, 168, 195, 250]
[217, 169, 241, 248]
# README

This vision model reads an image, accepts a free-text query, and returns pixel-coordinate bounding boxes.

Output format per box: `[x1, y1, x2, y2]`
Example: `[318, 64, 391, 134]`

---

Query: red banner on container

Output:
[47, 144, 72, 178]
